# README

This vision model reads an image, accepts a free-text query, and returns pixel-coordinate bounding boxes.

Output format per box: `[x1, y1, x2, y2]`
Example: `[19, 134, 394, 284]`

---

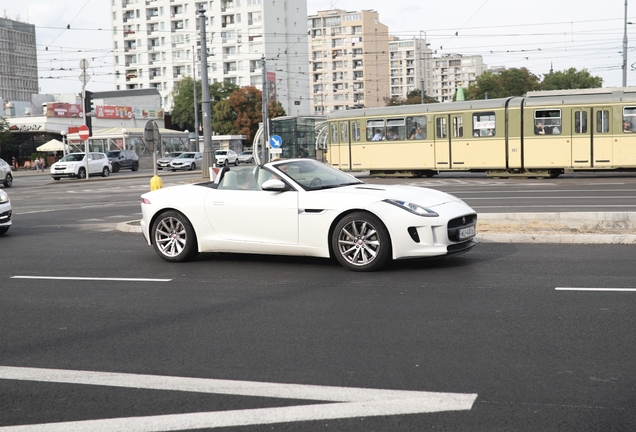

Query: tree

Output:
[384, 90, 438, 106]
[466, 68, 540, 100]
[0, 117, 15, 160]
[541, 67, 603, 90]
[213, 87, 287, 142]
[170, 78, 239, 131]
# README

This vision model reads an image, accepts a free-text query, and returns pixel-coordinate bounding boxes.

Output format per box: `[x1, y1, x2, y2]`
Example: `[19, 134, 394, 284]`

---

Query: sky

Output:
[3, 0, 634, 95]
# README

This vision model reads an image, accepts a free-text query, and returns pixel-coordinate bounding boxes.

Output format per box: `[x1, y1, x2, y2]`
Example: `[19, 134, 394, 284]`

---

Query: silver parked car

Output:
[237, 151, 254, 164]
[169, 152, 203, 171]
[157, 152, 183, 170]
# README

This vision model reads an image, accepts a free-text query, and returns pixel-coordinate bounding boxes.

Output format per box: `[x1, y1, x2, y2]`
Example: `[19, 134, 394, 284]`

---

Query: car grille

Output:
[447, 214, 477, 242]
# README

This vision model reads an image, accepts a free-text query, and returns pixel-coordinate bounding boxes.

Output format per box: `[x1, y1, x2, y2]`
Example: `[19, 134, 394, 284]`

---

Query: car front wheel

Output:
[234, 158, 239, 166]
[0, 226, 8, 235]
[332, 212, 391, 272]
[151, 211, 199, 262]
[77, 167, 86, 179]
[132, 161, 139, 171]
[3, 173, 12, 187]
[112, 163, 120, 173]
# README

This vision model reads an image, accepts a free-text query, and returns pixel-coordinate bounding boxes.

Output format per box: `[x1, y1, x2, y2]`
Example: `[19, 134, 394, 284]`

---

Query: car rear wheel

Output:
[3, 173, 12, 187]
[77, 168, 86, 179]
[332, 212, 391, 272]
[151, 211, 199, 262]
[132, 162, 139, 171]
[102, 166, 110, 177]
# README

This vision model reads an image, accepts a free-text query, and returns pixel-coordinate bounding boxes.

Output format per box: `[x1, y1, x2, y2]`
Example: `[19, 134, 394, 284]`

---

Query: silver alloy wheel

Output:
[155, 216, 188, 258]
[336, 219, 381, 267]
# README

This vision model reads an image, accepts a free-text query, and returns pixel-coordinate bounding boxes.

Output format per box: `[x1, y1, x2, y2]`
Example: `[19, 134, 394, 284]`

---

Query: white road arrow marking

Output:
[0, 366, 477, 431]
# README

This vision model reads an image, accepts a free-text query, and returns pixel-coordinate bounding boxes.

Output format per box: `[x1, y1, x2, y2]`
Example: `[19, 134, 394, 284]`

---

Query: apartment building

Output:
[431, 54, 486, 103]
[307, 9, 389, 114]
[388, 37, 432, 101]
[0, 17, 38, 103]
[110, 0, 310, 115]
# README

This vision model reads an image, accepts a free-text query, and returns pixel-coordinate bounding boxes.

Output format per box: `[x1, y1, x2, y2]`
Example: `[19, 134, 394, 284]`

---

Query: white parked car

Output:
[157, 152, 183, 170]
[0, 188, 11, 235]
[169, 152, 203, 171]
[0, 158, 12, 187]
[50, 152, 111, 180]
[140, 159, 477, 271]
[214, 149, 238, 166]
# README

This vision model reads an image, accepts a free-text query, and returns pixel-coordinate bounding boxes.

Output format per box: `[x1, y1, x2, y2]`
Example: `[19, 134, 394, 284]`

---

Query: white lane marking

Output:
[0, 366, 477, 431]
[556, 287, 636, 292]
[11, 276, 171, 282]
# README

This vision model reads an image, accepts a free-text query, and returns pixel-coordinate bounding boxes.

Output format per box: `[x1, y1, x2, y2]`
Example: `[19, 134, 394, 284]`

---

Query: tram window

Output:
[436, 117, 447, 138]
[352, 121, 361, 141]
[574, 111, 587, 134]
[406, 116, 426, 139]
[622, 107, 636, 133]
[386, 117, 405, 140]
[473, 112, 496, 137]
[340, 123, 348, 142]
[597, 110, 610, 133]
[534, 109, 561, 135]
[367, 119, 385, 141]
[330, 123, 338, 143]
[453, 116, 464, 138]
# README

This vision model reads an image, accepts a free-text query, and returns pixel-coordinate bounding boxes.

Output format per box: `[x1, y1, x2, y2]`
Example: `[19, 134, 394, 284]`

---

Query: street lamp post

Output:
[122, 128, 128, 150]
[624, 0, 629, 87]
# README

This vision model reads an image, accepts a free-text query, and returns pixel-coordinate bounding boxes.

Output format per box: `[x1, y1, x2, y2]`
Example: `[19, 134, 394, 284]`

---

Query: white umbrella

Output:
[36, 139, 65, 152]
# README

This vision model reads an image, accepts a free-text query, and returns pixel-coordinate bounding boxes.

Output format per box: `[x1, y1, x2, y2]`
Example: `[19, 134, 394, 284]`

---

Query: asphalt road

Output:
[0, 170, 635, 431]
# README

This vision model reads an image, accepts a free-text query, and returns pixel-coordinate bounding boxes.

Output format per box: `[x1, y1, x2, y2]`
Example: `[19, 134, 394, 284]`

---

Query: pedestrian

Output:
[11, 156, 17, 170]
[34, 158, 40, 171]
[39, 157, 45, 172]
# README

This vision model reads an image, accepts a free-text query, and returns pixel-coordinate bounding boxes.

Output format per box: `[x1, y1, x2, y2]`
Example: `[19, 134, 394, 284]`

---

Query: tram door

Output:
[592, 107, 613, 167]
[571, 109, 592, 168]
[338, 121, 352, 170]
[434, 115, 451, 169]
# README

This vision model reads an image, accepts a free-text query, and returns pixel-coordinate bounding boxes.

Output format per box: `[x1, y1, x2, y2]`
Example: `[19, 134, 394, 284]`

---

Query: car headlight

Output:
[0, 191, 8, 203]
[383, 199, 439, 217]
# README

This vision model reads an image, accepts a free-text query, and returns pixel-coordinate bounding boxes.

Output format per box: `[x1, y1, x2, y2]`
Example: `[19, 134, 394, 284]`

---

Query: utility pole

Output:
[261, 55, 269, 165]
[421, 79, 426, 104]
[198, 5, 213, 178]
[192, 45, 199, 149]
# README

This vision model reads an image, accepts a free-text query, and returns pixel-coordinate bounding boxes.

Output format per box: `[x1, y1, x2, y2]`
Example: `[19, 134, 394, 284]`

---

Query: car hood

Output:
[304, 184, 463, 209]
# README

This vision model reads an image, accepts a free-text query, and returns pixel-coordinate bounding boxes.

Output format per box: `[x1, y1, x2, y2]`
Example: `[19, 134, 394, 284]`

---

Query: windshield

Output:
[177, 153, 195, 159]
[59, 153, 85, 162]
[273, 160, 363, 191]
[215, 150, 227, 155]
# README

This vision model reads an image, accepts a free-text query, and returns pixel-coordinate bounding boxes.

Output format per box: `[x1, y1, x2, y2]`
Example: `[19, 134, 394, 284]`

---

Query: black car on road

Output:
[106, 150, 139, 173]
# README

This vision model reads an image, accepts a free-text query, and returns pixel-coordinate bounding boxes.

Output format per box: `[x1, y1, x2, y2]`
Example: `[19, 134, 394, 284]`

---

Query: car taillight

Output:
[141, 198, 151, 204]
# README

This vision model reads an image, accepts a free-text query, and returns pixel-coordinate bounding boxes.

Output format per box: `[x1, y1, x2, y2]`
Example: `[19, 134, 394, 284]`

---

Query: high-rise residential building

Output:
[110, 0, 310, 116]
[0, 17, 38, 102]
[388, 37, 432, 102]
[307, 9, 389, 114]
[431, 54, 487, 102]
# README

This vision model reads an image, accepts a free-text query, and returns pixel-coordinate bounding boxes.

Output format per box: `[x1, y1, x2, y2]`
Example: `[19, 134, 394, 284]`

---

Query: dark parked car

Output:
[106, 150, 139, 173]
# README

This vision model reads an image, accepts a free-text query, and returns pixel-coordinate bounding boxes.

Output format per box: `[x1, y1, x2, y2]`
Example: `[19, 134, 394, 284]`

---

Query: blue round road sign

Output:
[269, 135, 282, 149]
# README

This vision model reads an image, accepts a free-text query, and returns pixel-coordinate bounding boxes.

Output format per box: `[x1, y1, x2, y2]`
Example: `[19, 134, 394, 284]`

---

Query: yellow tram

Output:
[325, 87, 636, 177]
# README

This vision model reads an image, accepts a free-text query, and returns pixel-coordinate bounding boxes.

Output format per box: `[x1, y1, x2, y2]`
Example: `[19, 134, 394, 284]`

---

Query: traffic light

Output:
[83, 90, 93, 135]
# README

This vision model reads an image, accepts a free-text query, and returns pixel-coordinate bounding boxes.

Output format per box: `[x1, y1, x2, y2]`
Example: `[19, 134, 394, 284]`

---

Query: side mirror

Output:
[261, 179, 287, 192]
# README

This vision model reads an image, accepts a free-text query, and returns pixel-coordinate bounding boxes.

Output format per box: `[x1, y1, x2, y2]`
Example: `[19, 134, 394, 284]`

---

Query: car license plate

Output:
[459, 226, 475, 239]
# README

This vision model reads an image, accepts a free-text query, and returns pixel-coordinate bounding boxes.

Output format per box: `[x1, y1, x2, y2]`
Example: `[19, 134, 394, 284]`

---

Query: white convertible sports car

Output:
[140, 159, 477, 271]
